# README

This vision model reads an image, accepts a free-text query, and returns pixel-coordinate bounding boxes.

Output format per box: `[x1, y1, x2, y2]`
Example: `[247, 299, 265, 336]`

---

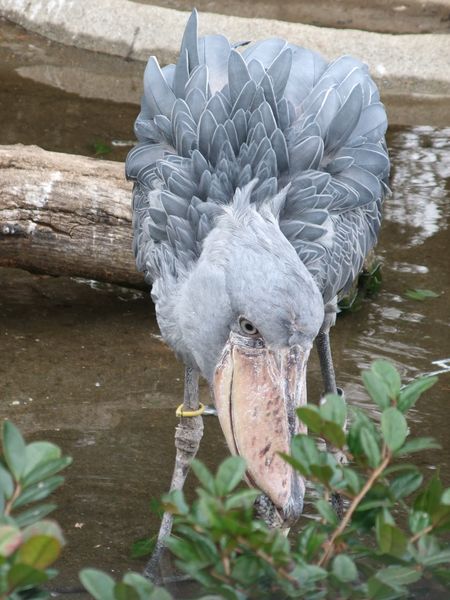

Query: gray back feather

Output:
[126, 9, 389, 302]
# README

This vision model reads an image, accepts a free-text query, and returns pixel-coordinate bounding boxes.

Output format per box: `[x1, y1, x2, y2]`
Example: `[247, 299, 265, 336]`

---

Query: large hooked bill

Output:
[213, 333, 309, 527]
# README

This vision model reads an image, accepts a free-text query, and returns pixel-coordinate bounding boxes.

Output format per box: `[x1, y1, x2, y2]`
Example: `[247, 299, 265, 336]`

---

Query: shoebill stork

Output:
[126, 10, 389, 576]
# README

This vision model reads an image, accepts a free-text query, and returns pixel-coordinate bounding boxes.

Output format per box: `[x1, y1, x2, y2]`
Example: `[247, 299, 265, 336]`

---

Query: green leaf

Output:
[381, 407, 407, 452]
[420, 550, 450, 567]
[316, 499, 339, 525]
[269, 530, 290, 556]
[2, 421, 26, 480]
[224, 489, 260, 510]
[23, 442, 61, 478]
[0, 524, 22, 557]
[14, 503, 57, 528]
[13, 476, 65, 509]
[321, 421, 346, 449]
[149, 497, 163, 519]
[320, 393, 347, 427]
[130, 536, 156, 559]
[294, 563, 328, 586]
[310, 464, 334, 485]
[8, 563, 48, 589]
[332, 554, 358, 582]
[0, 464, 14, 499]
[441, 488, 450, 505]
[297, 524, 326, 560]
[297, 406, 322, 432]
[215, 456, 246, 495]
[360, 428, 381, 467]
[114, 582, 140, 600]
[347, 408, 378, 458]
[80, 569, 116, 600]
[405, 288, 439, 301]
[167, 526, 218, 568]
[367, 577, 405, 599]
[291, 435, 320, 472]
[372, 360, 401, 399]
[414, 474, 443, 516]
[190, 460, 215, 493]
[17, 535, 62, 569]
[231, 555, 264, 585]
[389, 471, 423, 499]
[395, 437, 440, 456]
[375, 565, 422, 586]
[408, 510, 430, 535]
[384, 463, 417, 475]
[416, 534, 440, 558]
[22, 520, 65, 545]
[343, 468, 361, 495]
[162, 490, 188, 516]
[22, 457, 72, 489]
[122, 573, 162, 600]
[397, 376, 437, 413]
[357, 498, 392, 512]
[433, 568, 450, 586]
[281, 453, 309, 477]
[165, 536, 197, 566]
[376, 515, 407, 557]
[93, 141, 112, 156]
[362, 371, 390, 409]
[122, 573, 172, 600]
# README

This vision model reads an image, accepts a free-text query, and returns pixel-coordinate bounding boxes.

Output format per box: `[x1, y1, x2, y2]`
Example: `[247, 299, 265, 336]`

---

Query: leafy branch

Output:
[0, 422, 72, 600]
[2, 361, 449, 600]
[318, 445, 392, 568]
[161, 361, 450, 599]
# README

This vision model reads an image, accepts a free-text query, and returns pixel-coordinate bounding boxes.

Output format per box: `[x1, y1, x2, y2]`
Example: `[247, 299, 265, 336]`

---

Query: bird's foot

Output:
[254, 493, 285, 529]
[143, 542, 191, 586]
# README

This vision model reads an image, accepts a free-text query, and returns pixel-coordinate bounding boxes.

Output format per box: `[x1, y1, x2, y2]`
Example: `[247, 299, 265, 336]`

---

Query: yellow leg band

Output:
[176, 402, 205, 418]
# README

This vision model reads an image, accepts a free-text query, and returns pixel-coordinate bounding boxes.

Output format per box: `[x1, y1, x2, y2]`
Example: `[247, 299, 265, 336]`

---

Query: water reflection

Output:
[385, 127, 449, 245]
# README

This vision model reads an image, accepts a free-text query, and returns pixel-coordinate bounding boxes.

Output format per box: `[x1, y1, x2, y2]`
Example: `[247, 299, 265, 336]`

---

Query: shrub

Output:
[163, 361, 450, 599]
[0, 422, 71, 599]
[2, 361, 449, 599]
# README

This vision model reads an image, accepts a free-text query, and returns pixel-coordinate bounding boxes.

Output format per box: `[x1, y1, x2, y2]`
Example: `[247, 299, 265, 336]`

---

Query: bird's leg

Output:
[144, 367, 203, 582]
[316, 303, 338, 396]
[316, 309, 346, 520]
[316, 329, 337, 396]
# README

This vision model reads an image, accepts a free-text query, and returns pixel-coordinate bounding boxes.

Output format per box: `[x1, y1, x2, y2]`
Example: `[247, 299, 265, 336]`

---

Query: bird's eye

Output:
[239, 318, 259, 336]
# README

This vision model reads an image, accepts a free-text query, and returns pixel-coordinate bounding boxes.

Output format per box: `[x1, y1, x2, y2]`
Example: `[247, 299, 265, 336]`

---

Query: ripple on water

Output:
[384, 126, 450, 246]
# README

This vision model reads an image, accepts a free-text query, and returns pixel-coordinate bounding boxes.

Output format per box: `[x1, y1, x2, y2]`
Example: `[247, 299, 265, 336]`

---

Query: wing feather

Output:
[127, 11, 389, 297]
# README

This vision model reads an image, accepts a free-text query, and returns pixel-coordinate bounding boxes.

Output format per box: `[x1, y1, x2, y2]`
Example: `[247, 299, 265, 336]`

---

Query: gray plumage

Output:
[126, 10, 389, 379]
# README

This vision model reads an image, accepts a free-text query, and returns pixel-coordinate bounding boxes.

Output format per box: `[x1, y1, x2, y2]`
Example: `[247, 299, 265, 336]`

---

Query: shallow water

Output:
[0, 17, 449, 599]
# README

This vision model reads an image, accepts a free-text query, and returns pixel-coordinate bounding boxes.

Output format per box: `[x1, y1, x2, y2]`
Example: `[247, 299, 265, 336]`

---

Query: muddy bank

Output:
[136, 0, 450, 34]
[1, 0, 449, 98]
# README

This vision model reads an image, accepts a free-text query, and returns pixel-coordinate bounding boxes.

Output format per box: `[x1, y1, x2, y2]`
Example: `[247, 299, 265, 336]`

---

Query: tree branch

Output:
[317, 447, 392, 567]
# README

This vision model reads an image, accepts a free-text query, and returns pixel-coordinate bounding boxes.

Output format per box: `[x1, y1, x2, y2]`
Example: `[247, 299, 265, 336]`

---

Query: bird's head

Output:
[167, 183, 325, 525]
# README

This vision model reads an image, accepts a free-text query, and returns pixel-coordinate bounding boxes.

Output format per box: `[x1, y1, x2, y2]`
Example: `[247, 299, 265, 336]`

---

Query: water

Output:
[0, 17, 449, 598]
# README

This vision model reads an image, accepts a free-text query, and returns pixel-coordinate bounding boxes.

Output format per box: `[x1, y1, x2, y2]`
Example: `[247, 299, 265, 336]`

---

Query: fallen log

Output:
[0, 144, 144, 287]
[0, 144, 377, 302]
